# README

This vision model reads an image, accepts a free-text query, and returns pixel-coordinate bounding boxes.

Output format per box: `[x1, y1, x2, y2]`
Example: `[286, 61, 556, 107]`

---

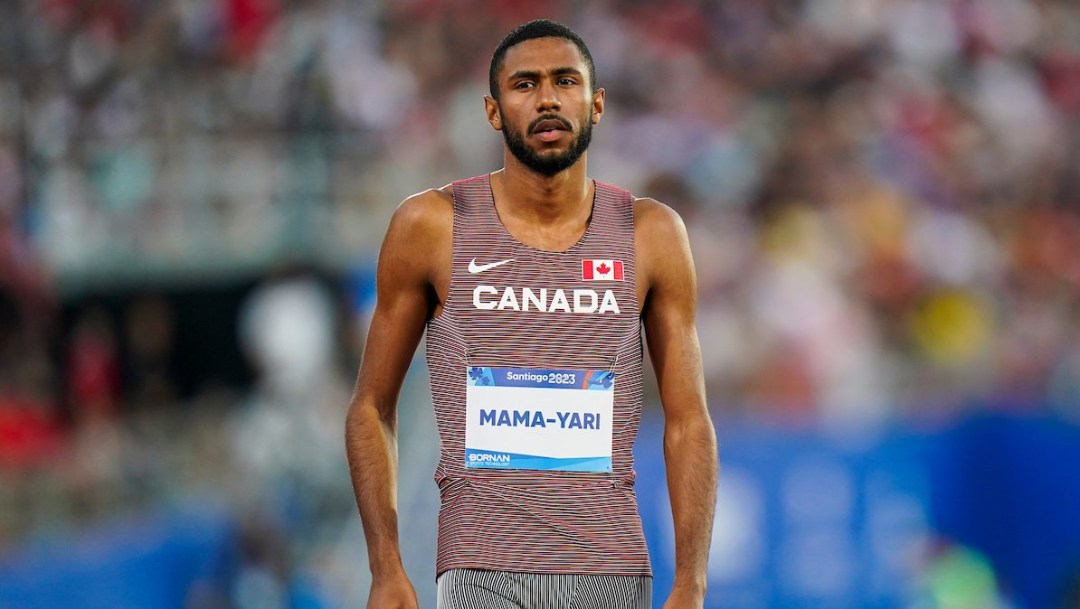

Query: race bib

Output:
[464, 366, 614, 473]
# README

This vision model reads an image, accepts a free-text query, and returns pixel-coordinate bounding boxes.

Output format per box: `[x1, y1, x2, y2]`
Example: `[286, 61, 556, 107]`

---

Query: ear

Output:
[484, 95, 502, 131]
[591, 88, 606, 125]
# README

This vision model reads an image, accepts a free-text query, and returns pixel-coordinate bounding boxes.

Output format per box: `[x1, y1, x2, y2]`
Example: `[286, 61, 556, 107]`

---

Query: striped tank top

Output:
[425, 174, 652, 577]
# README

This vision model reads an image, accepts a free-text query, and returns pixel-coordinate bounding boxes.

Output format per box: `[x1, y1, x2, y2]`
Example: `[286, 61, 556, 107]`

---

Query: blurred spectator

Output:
[122, 293, 177, 409]
[915, 540, 1016, 609]
[65, 306, 121, 422]
[0, 378, 63, 470]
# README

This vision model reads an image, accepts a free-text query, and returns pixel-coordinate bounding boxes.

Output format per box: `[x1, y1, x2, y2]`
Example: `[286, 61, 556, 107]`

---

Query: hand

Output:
[662, 583, 706, 609]
[366, 572, 419, 609]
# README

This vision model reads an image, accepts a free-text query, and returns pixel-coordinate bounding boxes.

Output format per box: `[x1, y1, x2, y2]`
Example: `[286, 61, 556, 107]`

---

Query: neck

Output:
[493, 152, 592, 224]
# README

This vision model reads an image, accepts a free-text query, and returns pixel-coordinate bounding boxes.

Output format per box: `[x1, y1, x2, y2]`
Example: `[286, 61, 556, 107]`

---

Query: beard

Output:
[501, 111, 593, 177]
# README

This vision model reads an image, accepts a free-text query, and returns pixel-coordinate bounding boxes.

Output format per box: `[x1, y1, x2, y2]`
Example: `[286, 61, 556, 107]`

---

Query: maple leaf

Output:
[596, 263, 611, 275]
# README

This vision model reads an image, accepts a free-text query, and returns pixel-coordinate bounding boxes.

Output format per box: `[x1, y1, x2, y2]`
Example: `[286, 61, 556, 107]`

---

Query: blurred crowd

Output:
[1, 0, 1080, 605]
[2, 0, 1078, 424]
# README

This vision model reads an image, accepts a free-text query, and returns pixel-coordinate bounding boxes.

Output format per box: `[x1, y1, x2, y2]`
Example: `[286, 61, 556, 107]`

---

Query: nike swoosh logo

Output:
[468, 258, 513, 274]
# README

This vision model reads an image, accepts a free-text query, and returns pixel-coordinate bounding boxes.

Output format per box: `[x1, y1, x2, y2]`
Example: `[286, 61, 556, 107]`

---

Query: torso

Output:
[422, 173, 653, 576]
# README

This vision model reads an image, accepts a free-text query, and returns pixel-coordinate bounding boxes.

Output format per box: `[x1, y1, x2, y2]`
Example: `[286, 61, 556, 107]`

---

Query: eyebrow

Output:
[507, 66, 585, 82]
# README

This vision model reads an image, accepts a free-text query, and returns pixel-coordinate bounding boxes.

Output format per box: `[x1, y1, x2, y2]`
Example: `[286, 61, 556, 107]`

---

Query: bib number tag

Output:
[464, 366, 614, 473]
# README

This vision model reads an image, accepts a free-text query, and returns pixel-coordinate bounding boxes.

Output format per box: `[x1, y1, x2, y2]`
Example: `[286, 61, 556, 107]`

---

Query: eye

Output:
[514, 81, 534, 90]
[558, 77, 577, 86]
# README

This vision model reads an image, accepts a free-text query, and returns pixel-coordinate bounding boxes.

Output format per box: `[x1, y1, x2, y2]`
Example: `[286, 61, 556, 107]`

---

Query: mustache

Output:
[528, 114, 572, 133]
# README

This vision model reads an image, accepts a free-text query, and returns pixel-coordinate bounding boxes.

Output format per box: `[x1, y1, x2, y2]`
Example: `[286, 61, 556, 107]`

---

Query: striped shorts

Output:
[436, 569, 652, 609]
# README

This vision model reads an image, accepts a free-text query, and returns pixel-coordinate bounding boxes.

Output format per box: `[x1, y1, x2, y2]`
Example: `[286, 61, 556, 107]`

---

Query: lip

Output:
[532, 118, 570, 133]
[530, 117, 571, 142]
[533, 128, 567, 143]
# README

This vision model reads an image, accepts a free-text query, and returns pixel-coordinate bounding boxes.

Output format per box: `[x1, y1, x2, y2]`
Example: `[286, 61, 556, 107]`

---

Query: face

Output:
[486, 37, 604, 176]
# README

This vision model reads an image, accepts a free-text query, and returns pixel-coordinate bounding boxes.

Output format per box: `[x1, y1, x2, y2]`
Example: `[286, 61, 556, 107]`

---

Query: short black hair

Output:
[488, 19, 596, 101]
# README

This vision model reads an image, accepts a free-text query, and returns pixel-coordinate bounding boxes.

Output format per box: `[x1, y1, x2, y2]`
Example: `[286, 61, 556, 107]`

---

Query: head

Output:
[489, 20, 596, 103]
[486, 20, 604, 176]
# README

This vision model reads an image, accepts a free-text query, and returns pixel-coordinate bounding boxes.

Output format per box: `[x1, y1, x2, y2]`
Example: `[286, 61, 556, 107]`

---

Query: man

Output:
[345, 19, 718, 609]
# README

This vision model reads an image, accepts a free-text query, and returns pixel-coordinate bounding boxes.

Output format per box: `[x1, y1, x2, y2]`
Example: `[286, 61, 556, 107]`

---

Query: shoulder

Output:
[379, 186, 454, 288]
[632, 197, 695, 297]
[381, 185, 454, 258]
[633, 196, 689, 245]
[392, 185, 453, 227]
[385, 184, 454, 246]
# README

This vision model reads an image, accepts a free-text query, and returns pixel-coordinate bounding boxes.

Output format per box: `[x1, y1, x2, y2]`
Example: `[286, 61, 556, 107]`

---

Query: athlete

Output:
[345, 19, 718, 609]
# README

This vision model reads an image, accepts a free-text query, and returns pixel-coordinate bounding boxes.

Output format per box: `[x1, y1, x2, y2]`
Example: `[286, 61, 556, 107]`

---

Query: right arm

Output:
[345, 189, 451, 608]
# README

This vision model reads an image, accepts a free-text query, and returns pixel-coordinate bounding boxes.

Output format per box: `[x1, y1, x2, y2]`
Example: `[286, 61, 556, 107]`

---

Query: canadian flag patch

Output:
[582, 259, 624, 281]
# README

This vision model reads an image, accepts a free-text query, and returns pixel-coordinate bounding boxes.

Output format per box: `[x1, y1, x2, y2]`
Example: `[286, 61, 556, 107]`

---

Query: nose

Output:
[535, 79, 561, 112]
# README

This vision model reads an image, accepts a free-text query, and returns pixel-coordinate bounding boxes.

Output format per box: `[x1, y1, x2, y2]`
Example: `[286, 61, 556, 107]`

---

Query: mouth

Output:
[531, 117, 571, 143]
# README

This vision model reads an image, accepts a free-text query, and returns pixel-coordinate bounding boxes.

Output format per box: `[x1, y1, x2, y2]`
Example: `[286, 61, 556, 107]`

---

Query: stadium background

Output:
[1, 0, 1080, 607]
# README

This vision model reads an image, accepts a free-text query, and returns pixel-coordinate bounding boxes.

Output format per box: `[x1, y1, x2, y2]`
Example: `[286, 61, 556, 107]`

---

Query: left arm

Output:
[637, 199, 718, 608]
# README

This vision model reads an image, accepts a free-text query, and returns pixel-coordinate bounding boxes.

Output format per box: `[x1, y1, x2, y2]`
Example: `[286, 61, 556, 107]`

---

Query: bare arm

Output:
[637, 199, 718, 607]
[345, 190, 450, 606]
